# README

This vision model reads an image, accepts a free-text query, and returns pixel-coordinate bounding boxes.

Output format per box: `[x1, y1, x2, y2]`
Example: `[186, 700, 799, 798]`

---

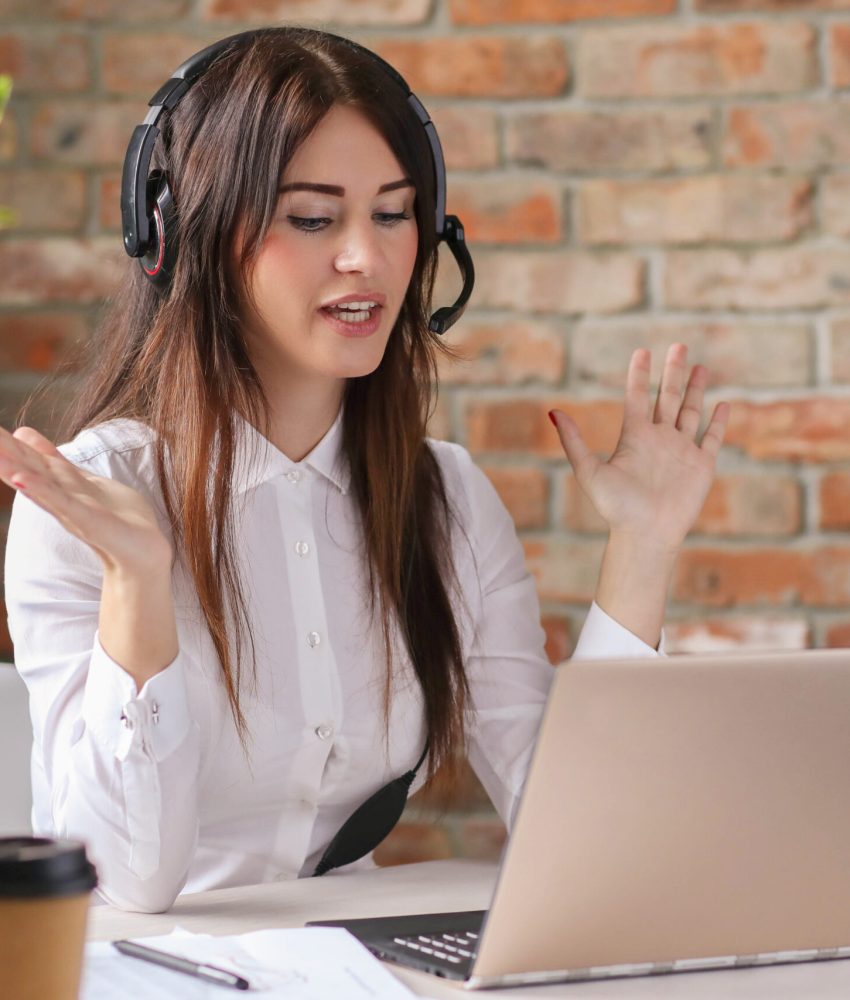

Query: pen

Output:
[112, 938, 251, 991]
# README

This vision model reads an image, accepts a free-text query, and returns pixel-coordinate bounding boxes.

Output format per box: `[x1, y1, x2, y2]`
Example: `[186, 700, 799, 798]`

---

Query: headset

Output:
[120, 28, 475, 334]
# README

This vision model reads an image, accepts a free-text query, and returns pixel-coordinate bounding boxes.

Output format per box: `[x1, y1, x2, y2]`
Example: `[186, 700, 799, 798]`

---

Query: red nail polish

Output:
[548, 410, 558, 428]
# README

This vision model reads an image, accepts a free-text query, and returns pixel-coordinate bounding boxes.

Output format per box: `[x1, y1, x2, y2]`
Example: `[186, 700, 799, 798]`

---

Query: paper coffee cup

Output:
[0, 837, 98, 1000]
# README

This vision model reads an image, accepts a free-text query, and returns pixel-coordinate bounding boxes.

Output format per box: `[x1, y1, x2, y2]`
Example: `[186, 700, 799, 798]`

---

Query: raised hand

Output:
[551, 343, 729, 553]
[549, 343, 730, 648]
[0, 425, 171, 573]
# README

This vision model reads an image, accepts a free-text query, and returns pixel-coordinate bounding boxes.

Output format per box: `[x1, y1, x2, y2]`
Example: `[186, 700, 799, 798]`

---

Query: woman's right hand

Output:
[0, 425, 172, 575]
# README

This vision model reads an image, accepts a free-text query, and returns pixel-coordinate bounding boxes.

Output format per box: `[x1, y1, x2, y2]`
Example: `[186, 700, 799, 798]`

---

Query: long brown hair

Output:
[57, 28, 468, 779]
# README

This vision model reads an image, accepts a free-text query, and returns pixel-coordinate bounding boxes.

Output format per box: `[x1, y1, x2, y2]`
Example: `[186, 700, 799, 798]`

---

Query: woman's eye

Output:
[287, 216, 332, 232]
[374, 212, 412, 227]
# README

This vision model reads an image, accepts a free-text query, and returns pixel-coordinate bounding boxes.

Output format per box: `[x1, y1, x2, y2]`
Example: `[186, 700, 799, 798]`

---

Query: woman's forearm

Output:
[593, 530, 680, 650]
[98, 541, 179, 690]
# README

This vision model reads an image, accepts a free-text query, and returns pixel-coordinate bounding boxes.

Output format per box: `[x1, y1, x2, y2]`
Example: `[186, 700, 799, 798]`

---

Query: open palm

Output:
[0, 425, 171, 573]
[552, 344, 730, 551]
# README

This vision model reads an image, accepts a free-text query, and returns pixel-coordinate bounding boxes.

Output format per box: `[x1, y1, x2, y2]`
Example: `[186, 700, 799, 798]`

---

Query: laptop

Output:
[310, 649, 850, 988]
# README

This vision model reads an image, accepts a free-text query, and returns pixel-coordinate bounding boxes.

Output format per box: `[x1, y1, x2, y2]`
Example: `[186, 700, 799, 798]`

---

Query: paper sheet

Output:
[82, 926, 420, 998]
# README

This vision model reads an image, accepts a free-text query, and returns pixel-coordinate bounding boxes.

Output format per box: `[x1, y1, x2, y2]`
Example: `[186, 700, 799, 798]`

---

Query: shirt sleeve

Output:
[448, 446, 665, 831]
[4, 459, 201, 913]
[571, 602, 667, 660]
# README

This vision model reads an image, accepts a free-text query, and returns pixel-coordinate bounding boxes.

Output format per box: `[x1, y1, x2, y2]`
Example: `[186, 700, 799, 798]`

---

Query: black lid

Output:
[0, 838, 98, 899]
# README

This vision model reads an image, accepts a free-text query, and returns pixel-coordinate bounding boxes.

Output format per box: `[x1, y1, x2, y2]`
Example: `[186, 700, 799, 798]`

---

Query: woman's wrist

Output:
[98, 530, 173, 579]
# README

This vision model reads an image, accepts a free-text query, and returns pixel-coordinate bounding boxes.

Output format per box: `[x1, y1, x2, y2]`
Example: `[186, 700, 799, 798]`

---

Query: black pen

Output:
[112, 938, 251, 991]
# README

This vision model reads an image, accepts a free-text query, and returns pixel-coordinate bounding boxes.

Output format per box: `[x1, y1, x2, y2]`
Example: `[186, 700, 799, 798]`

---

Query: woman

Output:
[2, 28, 728, 913]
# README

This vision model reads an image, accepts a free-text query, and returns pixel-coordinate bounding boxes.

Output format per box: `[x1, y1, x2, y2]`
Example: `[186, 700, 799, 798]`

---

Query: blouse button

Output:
[307, 631, 321, 648]
[315, 724, 333, 741]
[286, 469, 302, 484]
[294, 541, 310, 557]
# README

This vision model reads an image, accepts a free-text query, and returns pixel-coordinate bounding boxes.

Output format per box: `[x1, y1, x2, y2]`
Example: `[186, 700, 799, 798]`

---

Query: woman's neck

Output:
[261, 374, 345, 463]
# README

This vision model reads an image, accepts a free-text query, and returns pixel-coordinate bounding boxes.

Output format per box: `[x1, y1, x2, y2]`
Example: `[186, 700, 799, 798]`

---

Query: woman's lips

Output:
[319, 303, 383, 337]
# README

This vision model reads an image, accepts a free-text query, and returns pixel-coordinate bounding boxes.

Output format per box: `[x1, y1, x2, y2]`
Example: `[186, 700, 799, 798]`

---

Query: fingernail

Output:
[548, 410, 558, 428]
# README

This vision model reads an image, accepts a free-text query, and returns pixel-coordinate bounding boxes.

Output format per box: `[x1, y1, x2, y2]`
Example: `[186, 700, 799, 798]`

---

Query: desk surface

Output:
[89, 859, 850, 999]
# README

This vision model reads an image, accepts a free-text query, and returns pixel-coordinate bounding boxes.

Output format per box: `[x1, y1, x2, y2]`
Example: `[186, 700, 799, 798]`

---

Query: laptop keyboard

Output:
[391, 930, 479, 972]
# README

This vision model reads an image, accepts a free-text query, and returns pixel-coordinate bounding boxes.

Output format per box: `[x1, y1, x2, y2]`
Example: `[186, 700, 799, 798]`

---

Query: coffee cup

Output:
[0, 836, 98, 1000]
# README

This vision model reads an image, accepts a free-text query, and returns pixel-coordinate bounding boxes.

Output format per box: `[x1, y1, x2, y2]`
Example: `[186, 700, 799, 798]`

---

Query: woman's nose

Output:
[333, 220, 382, 275]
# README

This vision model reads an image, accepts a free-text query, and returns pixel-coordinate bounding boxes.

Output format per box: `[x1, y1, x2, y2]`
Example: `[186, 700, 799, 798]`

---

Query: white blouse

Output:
[5, 412, 658, 913]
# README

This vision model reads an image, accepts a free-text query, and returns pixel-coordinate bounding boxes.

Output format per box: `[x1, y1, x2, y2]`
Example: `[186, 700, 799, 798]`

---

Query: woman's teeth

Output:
[326, 301, 378, 323]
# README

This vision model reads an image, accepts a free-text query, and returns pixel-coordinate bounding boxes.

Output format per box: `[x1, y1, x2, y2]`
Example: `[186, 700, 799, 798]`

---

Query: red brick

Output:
[700, 0, 850, 7]
[481, 465, 549, 529]
[447, 177, 563, 245]
[541, 613, 573, 665]
[450, 0, 674, 24]
[724, 103, 850, 169]
[820, 472, 850, 530]
[665, 248, 850, 311]
[506, 106, 713, 173]
[31, 101, 141, 167]
[826, 621, 850, 647]
[524, 538, 605, 603]
[456, 818, 506, 861]
[830, 318, 850, 382]
[578, 22, 818, 99]
[97, 172, 121, 232]
[563, 473, 802, 537]
[472, 251, 645, 315]
[431, 106, 499, 170]
[371, 36, 569, 99]
[822, 175, 850, 238]
[0, 379, 79, 441]
[0, 0, 189, 17]
[425, 392, 452, 441]
[0, 106, 17, 162]
[0, 32, 90, 93]
[467, 398, 622, 458]
[0, 170, 86, 232]
[570, 320, 813, 389]
[579, 175, 811, 245]
[102, 33, 218, 97]
[665, 616, 809, 654]
[697, 475, 802, 536]
[0, 312, 89, 373]
[725, 399, 850, 462]
[202, 0, 430, 24]
[373, 820, 453, 866]
[437, 317, 566, 386]
[0, 238, 125, 305]
[831, 24, 850, 88]
[674, 547, 850, 607]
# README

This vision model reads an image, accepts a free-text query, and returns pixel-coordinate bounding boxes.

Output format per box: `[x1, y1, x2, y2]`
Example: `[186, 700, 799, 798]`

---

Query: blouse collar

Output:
[233, 407, 350, 497]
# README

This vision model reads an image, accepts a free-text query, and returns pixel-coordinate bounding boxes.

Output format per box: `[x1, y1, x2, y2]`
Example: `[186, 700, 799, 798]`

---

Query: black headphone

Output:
[120, 29, 475, 335]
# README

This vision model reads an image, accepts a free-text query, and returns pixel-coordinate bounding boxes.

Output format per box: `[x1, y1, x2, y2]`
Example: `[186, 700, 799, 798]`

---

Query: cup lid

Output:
[0, 837, 98, 898]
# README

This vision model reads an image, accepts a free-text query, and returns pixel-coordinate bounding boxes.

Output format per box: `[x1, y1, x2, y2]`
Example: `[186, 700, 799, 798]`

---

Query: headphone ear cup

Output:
[140, 170, 178, 292]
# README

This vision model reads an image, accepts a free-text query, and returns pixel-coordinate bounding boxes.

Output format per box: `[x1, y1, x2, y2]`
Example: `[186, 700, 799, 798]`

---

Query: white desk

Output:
[88, 859, 850, 999]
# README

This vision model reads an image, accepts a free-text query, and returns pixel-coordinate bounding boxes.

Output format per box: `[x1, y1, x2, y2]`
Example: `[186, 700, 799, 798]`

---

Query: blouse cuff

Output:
[82, 633, 192, 762]
[571, 601, 666, 660]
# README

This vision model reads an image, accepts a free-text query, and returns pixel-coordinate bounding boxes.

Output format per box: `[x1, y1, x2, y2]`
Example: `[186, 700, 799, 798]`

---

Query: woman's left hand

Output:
[550, 342, 730, 553]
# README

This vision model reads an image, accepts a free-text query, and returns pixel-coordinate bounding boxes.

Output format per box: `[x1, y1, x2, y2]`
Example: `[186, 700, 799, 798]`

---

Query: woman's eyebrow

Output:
[278, 179, 414, 195]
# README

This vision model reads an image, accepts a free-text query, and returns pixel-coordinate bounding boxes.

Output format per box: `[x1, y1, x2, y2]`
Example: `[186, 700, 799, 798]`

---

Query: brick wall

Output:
[3, 0, 850, 865]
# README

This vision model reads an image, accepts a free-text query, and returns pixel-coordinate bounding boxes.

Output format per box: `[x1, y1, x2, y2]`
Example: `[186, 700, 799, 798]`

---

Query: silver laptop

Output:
[311, 649, 850, 988]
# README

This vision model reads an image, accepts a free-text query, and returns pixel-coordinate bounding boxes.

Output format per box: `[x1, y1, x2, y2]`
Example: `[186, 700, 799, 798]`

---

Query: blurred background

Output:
[1, 0, 850, 861]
